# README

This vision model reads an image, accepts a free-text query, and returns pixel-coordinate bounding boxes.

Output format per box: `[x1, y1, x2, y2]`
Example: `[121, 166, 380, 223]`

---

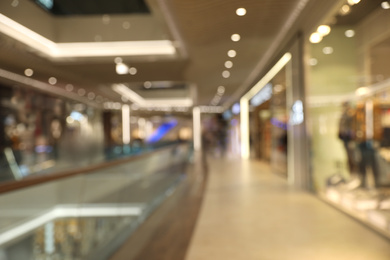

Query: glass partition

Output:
[0, 143, 190, 260]
[306, 0, 390, 236]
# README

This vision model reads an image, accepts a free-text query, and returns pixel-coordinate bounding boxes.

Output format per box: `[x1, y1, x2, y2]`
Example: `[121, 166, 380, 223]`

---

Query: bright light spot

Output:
[228, 50, 237, 58]
[317, 25, 331, 36]
[309, 32, 323, 43]
[129, 67, 137, 75]
[122, 22, 131, 29]
[222, 70, 230, 78]
[102, 15, 111, 25]
[114, 57, 123, 64]
[78, 88, 86, 96]
[323, 46, 334, 55]
[290, 100, 304, 125]
[232, 103, 240, 114]
[11, 0, 19, 7]
[309, 58, 318, 66]
[382, 1, 390, 9]
[231, 34, 241, 42]
[345, 29, 355, 38]
[274, 84, 283, 92]
[356, 87, 370, 96]
[65, 84, 74, 92]
[340, 5, 351, 15]
[217, 86, 225, 94]
[116, 63, 129, 75]
[347, 0, 361, 5]
[48, 77, 57, 85]
[236, 8, 246, 16]
[144, 81, 152, 88]
[24, 69, 33, 77]
[66, 116, 74, 124]
[87, 92, 95, 100]
[225, 61, 233, 68]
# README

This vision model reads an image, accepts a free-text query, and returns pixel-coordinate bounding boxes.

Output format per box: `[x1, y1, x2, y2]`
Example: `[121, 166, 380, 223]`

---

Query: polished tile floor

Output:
[185, 158, 390, 260]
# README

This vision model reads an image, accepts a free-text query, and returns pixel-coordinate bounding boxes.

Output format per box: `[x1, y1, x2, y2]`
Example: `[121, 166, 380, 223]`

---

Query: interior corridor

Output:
[185, 157, 390, 260]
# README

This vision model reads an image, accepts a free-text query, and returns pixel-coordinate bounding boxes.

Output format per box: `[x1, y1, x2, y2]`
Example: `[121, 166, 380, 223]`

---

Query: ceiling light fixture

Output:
[339, 5, 351, 15]
[382, 1, 390, 9]
[309, 58, 318, 66]
[217, 86, 225, 94]
[48, 77, 57, 85]
[65, 84, 74, 92]
[228, 50, 237, 58]
[24, 68, 33, 77]
[317, 25, 331, 36]
[347, 0, 361, 5]
[309, 32, 323, 43]
[323, 46, 334, 54]
[144, 81, 152, 88]
[231, 34, 241, 42]
[225, 61, 233, 69]
[345, 29, 355, 37]
[114, 57, 123, 64]
[129, 67, 137, 75]
[222, 70, 231, 78]
[236, 8, 247, 16]
[116, 63, 129, 75]
[78, 88, 86, 96]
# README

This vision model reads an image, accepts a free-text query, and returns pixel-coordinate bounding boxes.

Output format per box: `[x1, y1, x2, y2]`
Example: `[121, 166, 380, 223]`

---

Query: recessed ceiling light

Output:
[345, 29, 355, 37]
[222, 70, 230, 78]
[347, 0, 360, 5]
[309, 32, 322, 43]
[122, 22, 131, 29]
[114, 57, 123, 64]
[48, 77, 57, 85]
[217, 86, 225, 94]
[236, 8, 246, 16]
[78, 88, 86, 96]
[144, 81, 152, 88]
[88, 92, 96, 100]
[317, 25, 331, 36]
[225, 61, 233, 69]
[116, 63, 129, 75]
[309, 58, 318, 66]
[339, 5, 351, 15]
[129, 67, 137, 75]
[382, 1, 390, 9]
[24, 68, 33, 77]
[11, 0, 19, 7]
[231, 34, 241, 42]
[323, 47, 334, 55]
[65, 84, 74, 92]
[228, 50, 237, 58]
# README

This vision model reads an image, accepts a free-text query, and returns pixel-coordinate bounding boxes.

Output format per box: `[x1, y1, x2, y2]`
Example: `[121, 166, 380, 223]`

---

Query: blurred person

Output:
[338, 102, 357, 174]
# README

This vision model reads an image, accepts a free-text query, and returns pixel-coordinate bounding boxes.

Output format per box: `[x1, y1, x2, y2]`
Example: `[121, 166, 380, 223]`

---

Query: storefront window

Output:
[307, 1, 390, 234]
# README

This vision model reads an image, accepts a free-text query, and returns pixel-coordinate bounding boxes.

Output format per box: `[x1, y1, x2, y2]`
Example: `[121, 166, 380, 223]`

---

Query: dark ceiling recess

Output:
[32, 0, 150, 16]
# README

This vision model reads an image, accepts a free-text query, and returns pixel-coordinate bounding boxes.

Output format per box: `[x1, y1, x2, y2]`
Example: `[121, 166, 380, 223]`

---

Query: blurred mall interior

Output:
[1, 0, 390, 259]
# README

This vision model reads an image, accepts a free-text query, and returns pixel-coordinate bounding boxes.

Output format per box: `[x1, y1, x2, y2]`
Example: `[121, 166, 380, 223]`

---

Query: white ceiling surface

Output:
[0, 0, 335, 109]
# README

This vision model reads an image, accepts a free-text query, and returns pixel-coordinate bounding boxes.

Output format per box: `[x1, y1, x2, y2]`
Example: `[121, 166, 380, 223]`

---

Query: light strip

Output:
[112, 84, 193, 108]
[0, 14, 176, 58]
[193, 107, 201, 151]
[243, 53, 292, 100]
[0, 204, 142, 246]
[240, 98, 250, 159]
[122, 105, 130, 144]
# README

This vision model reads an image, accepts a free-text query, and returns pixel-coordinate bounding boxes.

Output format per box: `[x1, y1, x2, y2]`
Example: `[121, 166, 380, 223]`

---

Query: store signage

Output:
[289, 100, 304, 125]
[232, 103, 240, 115]
[36, 0, 53, 10]
[250, 83, 272, 107]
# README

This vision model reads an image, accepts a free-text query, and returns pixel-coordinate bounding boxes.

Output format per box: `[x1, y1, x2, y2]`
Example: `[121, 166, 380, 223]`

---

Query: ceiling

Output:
[0, 0, 370, 114]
